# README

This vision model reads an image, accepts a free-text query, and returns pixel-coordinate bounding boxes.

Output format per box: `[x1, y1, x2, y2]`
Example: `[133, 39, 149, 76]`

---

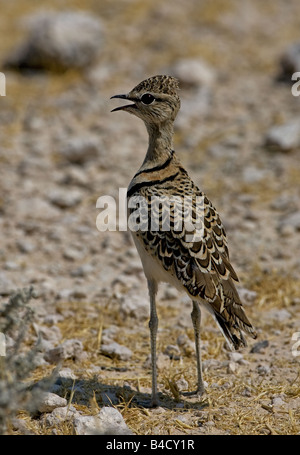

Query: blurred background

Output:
[0, 0, 300, 435]
[1, 0, 299, 292]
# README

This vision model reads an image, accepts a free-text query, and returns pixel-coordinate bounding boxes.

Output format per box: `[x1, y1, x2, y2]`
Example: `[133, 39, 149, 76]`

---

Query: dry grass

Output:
[10, 269, 299, 435]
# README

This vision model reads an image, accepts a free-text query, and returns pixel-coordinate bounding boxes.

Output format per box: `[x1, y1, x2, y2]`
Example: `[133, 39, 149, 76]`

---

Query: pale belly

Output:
[131, 232, 185, 292]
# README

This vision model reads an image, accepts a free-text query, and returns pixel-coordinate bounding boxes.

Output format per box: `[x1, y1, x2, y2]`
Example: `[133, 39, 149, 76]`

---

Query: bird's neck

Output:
[144, 120, 174, 165]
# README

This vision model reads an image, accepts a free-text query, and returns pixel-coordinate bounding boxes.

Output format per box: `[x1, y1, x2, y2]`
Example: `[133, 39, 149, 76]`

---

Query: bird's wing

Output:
[130, 176, 256, 348]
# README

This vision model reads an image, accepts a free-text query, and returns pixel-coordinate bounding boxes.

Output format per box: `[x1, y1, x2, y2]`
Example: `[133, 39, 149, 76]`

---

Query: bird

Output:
[111, 75, 257, 407]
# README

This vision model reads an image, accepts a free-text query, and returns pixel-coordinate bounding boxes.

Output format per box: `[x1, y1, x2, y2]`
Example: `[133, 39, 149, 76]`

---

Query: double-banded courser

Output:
[111, 75, 257, 407]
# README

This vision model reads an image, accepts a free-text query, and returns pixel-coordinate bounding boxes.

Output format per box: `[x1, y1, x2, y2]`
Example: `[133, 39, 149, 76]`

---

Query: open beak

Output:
[110, 94, 137, 112]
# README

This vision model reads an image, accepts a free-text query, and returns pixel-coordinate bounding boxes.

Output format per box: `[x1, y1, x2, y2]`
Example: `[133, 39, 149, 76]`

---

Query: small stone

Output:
[267, 309, 292, 322]
[56, 288, 73, 300]
[58, 368, 77, 380]
[63, 248, 85, 261]
[271, 396, 285, 407]
[241, 387, 252, 397]
[280, 41, 300, 78]
[43, 314, 65, 325]
[45, 339, 84, 363]
[101, 326, 119, 343]
[16, 239, 36, 253]
[238, 288, 257, 306]
[164, 344, 181, 360]
[0, 272, 15, 296]
[176, 333, 194, 355]
[4, 261, 20, 271]
[45, 405, 79, 427]
[167, 58, 215, 129]
[48, 189, 83, 209]
[250, 340, 269, 354]
[60, 167, 91, 188]
[37, 392, 67, 413]
[170, 58, 216, 88]
[119, 292, 149, 320]
[73, 407, 133, 435]
[71, 289, 88, 299]
[227, 361, 237, 374]
[70, 263, 94, 277]
[229, 352, 244, 363]
[101, 342, 132, 361]
[265, 121, 300, 151]
[176, 378, 189, 391]
[143, 353, 171, 370]
[242, 166, 268, 184]
[279, 212, 300, 232]
[257, 364, 271, 375]
[205, 420, 215, 427]
[33, 323, 62, 344]
[5, 11, 104, 71]
[270, 193, 298, 212]
[59, 136, 100, 165]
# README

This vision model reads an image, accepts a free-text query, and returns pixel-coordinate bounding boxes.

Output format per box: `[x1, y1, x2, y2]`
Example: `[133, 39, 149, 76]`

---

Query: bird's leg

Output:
[147, 279, 159, 407]
[183, 300, 205, 396]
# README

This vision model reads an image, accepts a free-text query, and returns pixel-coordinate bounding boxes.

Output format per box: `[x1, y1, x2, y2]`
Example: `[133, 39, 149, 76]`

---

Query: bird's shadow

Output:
[46, 374, 208, 411]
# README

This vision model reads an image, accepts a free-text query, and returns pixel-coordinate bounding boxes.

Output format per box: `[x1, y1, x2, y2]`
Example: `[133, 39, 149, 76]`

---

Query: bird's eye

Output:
[141, 93, 155, 105]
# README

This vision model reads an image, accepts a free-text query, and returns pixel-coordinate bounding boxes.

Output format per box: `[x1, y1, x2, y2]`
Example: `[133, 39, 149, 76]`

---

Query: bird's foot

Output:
[182, 386, 205, 398]
[150, 398, 160, 408]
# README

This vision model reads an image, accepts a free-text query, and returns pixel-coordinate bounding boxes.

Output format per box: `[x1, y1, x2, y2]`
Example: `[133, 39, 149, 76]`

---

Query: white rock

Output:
[271, 396, 286, 407]
[265, 121, 300, 151]
[16, 239, 36, 253]
[267, 308, 292, 322]
[0, 272, 15, 296]
[71, 263, 94, 277]
[45, 405, 79, 426]
[227, 361, 237, 374]
[33, 323, 62, 343]
[58, 368, 77, 380]
[279, 211, 300, 232]
[257, 364, 271, 375]
[45, 339, 84, 363]
[229, 352, 244, 363]
[73, 407, 133, 435]
[238, 287, 257, 305]
[37, 392, 67, 413]
[170, 58, 216, 87]
[101, 342, 132, 361]
[119, 292, 149, 320]
[164, 344, 181, 359]
[62, 248, 85, 261]
[242, 166, 269, 184]
[5, 11, 104, 71]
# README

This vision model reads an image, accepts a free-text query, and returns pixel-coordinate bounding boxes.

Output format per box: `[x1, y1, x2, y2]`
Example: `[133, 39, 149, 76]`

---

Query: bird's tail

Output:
[208, 280, 257, 351]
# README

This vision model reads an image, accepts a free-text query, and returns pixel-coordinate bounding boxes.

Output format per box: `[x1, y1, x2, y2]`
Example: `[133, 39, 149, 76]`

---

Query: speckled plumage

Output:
[111, 75, 257, 407]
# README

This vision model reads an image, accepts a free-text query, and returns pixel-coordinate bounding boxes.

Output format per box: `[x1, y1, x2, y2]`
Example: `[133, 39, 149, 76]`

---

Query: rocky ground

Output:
[0, 0, 300, 435]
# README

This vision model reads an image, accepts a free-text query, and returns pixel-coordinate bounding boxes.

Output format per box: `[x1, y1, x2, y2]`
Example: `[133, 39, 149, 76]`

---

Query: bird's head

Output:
[111, 75, 180, 126]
